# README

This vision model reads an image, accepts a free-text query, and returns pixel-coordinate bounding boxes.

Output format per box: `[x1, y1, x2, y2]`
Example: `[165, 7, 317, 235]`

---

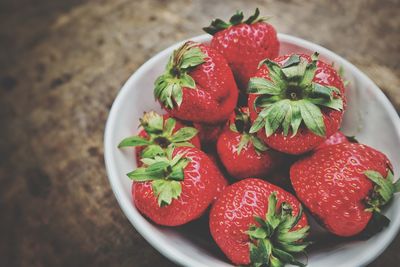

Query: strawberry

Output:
[118, 111, 200, 166]
[193, 122, 224, 148]
[210, 178, 310, 266]
[217, 108, 282, 179]
[248, 53, 346, 155]
[204, 8, 279, 90]
[314, 130, 356, 150]
[129, 146, 227, 226]
[290, 143, 400, 237]
[154, 41, 238, 124]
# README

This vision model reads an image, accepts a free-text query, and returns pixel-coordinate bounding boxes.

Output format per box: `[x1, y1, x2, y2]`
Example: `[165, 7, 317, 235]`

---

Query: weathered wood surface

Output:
[0, 0, 399, 266]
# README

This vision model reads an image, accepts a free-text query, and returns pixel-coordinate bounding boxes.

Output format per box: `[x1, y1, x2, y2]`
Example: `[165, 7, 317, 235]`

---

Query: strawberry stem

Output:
[118, 111, 198, 159]
[203, 8, 266, 35]
[127, 147, 190, 207]
[154, 42, 206, 109]
[229, 108, 268, 155]
[248, 53, 344, 137]
[361, 170, 400, 236]
[246, 192, 310, 267]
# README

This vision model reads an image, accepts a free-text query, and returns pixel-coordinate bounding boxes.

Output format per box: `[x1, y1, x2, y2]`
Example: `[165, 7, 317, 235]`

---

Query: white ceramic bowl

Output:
[104, 34, 400, 267]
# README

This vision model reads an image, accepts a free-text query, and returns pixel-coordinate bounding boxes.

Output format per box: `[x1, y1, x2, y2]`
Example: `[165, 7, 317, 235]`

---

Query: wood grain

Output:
[0, 0, 399, 266]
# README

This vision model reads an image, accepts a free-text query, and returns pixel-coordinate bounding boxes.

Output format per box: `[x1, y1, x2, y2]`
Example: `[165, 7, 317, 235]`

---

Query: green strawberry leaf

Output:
[249, 52, 344, 139]
[254, 95, 282, 108]
[365, 170, 399, 206]
[308, 97, 343, 111]
[299, 58, 317, 87]
[260, 60, 286, 89]
[180, 46, 205, 69]
[272, 248, 306, 267]
[152, 180, 182, 207]
[248, 77, 282, 95]
[249, 112, 267, 134]
[237, 134, 250, 155]
[281, 59, 307, 80]
[203, 8, 264, 35]
[282, 55, 301, 68]
[244, 8, 262, 24]
[246, 226, 268, 240]
[170, 127, 198, 142]
[174, 141, 195, 148]
[289, 101, 302, 137]
[127, 161, 168, 181]
[154, 42, 205, 109]
[164, 118, 176, 137]
[180, 73, 196, 88]
[250, 135, 268, 153]
[118, 136, 151, 148]
[245, 192, 309, 267]
[141, 145, 165, 158]
[265, 100, 290, 137]
[140, 111, 164, 134]
[126, 147, 191, 207]
[281, 104, 293, 136]
[298, 100, 326, 136]
[229, 11, 244, 24]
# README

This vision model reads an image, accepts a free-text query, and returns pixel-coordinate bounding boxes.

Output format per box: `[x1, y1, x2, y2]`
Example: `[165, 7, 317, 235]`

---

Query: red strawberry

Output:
[217, 107, 282, 179]
[129, 146, 227, 226]
[210, 178, 309, 266]
[154, 41, 238, 124]
[315, 130, 356, 150]
[118, 111, 200, 166]
[248, 53, 346, 154]
[204, 8, 279, 90]
[193, 122, 224, 147]
[290, 143, 399, 237]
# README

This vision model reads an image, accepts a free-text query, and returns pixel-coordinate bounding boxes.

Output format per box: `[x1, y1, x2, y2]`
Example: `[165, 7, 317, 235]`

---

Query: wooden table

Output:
[1, 0, 399, 266]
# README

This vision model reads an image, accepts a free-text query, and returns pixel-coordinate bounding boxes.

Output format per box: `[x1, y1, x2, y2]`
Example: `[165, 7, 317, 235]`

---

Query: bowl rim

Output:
[104, 33, 400, 267]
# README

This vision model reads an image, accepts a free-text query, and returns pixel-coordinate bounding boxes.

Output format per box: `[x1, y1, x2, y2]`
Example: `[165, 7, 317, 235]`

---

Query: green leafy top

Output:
[362, 170, 400, 236]
[127, 147, 190, 207]
[118, 111, 198, 159]
[248, 53, 344, 137]
[229, 108, 268, 155]
[365, 170, 400, 211]
[154, 42, 206, 109]
[246, 192, 310, 267]
[203, 8, 266, 35]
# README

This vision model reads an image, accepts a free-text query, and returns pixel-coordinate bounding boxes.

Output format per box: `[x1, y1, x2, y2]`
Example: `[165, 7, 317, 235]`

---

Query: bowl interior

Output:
[105, 34, 400, 267]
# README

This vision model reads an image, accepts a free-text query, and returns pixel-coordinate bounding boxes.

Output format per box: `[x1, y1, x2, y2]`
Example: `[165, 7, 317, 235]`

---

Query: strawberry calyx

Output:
[245, 192, 310, 267]
[248, 53, 344, 137]
[364, 170, 400, 213]
[362, 170, 400, 236]
[154, 41, 206, 109]
[127, 147, 190, 207]
[203, 8, 266, 35]
[118, 111, 198, 158]
[229, 108, 268, 155]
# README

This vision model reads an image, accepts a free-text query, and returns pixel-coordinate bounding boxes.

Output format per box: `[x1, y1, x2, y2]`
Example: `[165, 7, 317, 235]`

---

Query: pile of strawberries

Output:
[119, 9, 399, 266]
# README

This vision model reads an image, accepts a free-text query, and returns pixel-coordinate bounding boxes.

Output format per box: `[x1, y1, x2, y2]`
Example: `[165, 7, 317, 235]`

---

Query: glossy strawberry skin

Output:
[210, 22, 279, 90]
[248, 54, 346, 155]
[217, 112, 282, 179]
[315, 131, 350, 150]
[210, 178, 308, 265]
[165, 43, 238, 124]
[290, 143, 391, 236]
[135, 115, 201, 166]
[133, 147, 227, 226]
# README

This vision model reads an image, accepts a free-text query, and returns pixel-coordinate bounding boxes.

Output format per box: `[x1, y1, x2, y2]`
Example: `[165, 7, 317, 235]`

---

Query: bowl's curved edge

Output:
[279, 34, 400, 267]
[104, 33, 400, 267]
[104, 35, 215, 267]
